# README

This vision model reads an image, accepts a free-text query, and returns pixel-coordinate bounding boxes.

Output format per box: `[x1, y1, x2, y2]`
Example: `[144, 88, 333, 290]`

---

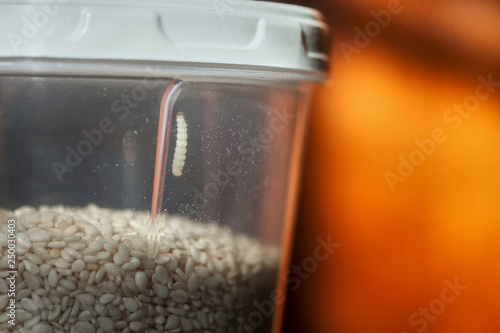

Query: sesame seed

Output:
[165, 314, 180, 330]
[170, 290, 189, 304]
[123, 297, 139, 312]
[76, 294, 95, 306]
[134, 271, 147, 292]
[97, 317, 114, 332]
[21, 298, 38, 313]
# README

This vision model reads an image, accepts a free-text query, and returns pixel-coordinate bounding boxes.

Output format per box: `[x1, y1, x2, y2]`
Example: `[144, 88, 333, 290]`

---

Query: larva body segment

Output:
[172, 113, 187, 177]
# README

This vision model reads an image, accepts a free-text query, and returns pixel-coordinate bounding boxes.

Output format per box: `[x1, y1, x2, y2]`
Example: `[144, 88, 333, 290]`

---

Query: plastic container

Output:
[0, 1, 329, 332]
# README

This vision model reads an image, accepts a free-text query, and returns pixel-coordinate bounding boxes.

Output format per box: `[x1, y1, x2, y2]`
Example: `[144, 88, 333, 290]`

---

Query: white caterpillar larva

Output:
[172, 113, 187, 177]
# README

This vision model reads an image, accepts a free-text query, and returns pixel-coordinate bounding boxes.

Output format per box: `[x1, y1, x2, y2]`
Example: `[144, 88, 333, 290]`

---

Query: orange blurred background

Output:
[282, 0, 500, 332]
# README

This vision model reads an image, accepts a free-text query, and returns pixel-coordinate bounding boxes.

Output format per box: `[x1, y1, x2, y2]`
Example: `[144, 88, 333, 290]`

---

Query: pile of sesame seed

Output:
[0, 205, 279, 333]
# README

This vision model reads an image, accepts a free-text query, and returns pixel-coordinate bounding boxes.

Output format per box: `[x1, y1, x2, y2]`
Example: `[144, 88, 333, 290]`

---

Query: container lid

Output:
[0, 0, 329, 80]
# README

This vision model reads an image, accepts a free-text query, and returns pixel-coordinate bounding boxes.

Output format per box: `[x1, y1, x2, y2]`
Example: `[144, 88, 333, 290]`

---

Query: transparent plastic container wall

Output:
[0, 1, 329, 332]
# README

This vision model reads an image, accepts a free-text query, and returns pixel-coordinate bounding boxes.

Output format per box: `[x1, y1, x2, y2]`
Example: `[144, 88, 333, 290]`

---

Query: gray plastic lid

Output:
[0, 0, 329, 80]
